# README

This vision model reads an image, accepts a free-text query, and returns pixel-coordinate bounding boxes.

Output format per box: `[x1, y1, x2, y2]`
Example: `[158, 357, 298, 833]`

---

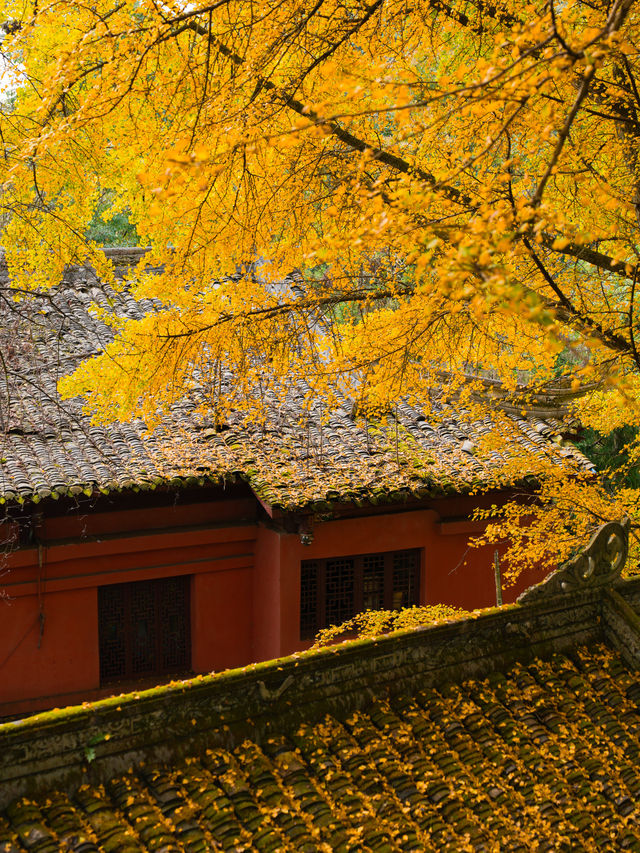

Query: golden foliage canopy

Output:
[2, 0, 640, 570]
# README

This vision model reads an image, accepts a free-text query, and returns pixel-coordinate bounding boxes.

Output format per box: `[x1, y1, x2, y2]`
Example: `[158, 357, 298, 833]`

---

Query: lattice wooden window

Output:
[300, 549, 420, 640]
[363, 554, 385, 611]
[392, 550, 419, 610]
[300, 560, 319, 640]
[98, 575, 191, 684]
[325, 557, 355, 627]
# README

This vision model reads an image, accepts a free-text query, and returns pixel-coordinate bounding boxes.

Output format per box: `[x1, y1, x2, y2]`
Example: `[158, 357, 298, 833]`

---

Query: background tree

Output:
[1, 0, 640, 574]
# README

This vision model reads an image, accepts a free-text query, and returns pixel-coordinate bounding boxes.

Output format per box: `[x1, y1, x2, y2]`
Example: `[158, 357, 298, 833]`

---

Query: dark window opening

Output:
[300, 549, 420, 640]
[98, 575, 191, 683]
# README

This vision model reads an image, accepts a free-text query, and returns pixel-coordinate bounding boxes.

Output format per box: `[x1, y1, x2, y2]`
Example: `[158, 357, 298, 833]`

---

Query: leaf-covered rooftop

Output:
[1, 643, 640, 852]
[0, 250, 592, 509]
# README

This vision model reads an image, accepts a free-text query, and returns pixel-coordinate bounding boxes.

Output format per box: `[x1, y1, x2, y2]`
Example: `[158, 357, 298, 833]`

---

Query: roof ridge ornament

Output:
[517, 518, 630, 605]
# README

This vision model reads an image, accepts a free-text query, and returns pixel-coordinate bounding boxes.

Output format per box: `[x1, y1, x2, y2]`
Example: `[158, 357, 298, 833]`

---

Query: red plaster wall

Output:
[252, 527, 282, 663]
[0, 490, 547, 716]
[0, 587, 98, 707]
[0, 497, 257, 716]
[191, 569, 253, 673]
[40, 496, 257, 541]
[273, 501, 545, 659]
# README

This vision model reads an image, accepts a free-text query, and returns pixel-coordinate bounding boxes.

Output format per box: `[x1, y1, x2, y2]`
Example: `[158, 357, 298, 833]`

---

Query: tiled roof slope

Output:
[0, 249, 593, 509]
[1, 643, 640, 852]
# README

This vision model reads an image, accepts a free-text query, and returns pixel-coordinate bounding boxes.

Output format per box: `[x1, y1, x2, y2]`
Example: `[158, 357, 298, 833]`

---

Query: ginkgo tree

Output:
[0, 0, 639, 574]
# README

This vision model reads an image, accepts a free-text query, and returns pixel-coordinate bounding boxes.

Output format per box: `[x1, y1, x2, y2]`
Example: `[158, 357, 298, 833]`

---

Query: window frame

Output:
[98, 574, 192, 684]
[300, 548, 421, 640]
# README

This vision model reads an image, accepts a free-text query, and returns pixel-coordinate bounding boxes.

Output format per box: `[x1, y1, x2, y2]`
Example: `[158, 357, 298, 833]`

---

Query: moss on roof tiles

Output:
[4, 643, 640, 850]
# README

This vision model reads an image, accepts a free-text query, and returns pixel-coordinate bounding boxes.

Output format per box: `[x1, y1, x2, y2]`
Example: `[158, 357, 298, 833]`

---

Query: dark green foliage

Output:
[86, 194, 139, 246]
[575, 426, 640, 490]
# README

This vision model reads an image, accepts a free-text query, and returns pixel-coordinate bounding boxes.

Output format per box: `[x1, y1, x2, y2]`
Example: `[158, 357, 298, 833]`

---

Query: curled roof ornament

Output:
[517, 518, 630, 605]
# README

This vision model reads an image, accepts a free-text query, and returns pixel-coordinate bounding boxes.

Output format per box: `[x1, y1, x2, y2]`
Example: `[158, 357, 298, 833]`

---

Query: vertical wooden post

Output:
[494, 550, 503, 607]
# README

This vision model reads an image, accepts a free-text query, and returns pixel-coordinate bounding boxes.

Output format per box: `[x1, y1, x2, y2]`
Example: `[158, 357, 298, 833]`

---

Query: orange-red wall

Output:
[274, 502, 540, 657]
[0, 587, 98, 707]
[0, 490, 543, 716]
[192, 569, 253, 673]
[0, 495, 258, 715]
[253, 527, 282, 663]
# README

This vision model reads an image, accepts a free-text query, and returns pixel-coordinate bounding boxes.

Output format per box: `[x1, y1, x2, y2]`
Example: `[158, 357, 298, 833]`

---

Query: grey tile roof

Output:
[0, 252, 593, 508]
